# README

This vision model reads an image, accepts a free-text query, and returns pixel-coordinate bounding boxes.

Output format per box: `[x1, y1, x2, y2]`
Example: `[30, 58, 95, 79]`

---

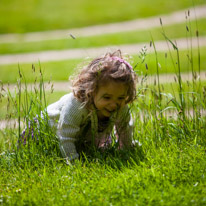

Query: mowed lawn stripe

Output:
[0, 5, 205, 44]
[0, 36, 206, 65]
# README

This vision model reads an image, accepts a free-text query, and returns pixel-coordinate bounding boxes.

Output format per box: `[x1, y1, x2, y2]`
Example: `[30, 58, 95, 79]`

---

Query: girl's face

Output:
[94, 81, 128, 120]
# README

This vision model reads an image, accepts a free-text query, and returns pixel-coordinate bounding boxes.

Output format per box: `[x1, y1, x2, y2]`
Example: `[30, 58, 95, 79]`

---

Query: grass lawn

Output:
[0, 47, 206, 84]
[0, 0, 204, 34]
[1, 18, 206, 54]
[1, 72, 206, 206]
[0, 90, 68, 121]
[0, 77, 206, 205]
[0, 143, 205, 205]
[1, 81, 205, 121]
[0, 59, 80, 83]
[1, 3, 206, 203]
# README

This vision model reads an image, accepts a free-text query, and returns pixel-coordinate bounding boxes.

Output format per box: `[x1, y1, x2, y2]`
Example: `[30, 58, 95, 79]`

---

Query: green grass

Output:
[0, 47, 206, 84]
[1, 81, 206, 205]
[136, 81, 206, 113]
[0, 0, 204, 34]
[0, 144, 206, 205]
[0, 75, 206, 205]
[1, 18, 206, 54]
[1, 13, 206, 205]
[133, 46, 206, 75]
[0, 90, 68, 121]
[0, 59, 81, 83]
[1, 80, 205, 121]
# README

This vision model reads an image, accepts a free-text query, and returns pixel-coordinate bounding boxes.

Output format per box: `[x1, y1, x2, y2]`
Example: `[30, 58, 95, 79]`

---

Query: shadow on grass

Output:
[78, 143, 146, 170]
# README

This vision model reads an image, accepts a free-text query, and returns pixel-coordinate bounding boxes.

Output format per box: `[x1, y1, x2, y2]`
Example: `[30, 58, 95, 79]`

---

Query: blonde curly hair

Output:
[72, 50, 137, 109]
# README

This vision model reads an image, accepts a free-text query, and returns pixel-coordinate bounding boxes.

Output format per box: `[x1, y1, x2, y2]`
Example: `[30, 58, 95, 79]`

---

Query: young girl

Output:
[46, 50, 137, 161]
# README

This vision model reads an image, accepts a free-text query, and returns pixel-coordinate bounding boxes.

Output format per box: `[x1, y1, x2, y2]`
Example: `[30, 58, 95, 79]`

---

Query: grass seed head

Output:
[69, 33, 76, 39]
[159, 18, 162, 26]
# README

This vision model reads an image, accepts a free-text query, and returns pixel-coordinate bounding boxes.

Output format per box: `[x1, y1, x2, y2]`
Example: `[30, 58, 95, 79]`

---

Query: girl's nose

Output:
[109, 102, 119, 111]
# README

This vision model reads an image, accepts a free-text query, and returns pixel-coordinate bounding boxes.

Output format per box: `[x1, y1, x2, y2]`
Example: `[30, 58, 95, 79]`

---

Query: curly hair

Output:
[72, 50, 137, 109]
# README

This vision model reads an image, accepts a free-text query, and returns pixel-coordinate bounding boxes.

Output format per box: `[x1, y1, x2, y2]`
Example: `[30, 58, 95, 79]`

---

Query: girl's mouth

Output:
[105, 108, 115, 114]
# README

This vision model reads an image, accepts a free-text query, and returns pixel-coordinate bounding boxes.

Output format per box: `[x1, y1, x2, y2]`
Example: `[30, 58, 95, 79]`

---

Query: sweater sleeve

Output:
[47, 93, 87, 161]
[115, 105, 134, 148]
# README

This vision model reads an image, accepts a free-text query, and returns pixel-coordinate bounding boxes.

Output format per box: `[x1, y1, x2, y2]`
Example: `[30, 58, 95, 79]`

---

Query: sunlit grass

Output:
[0, 147, 205, 205]
[0, 70, 206, 205]
[0, 18, 205, 54]
[0, 59, 80, 83]
[1, 16, 206, 205]
[0, 90, 68, 120]
[0, 47, 206, 84]
[0, 0, 204, 33]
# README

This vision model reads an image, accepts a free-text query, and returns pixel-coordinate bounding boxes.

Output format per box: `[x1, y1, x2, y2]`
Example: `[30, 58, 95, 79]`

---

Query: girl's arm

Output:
[47, 93, 87, 161]
[115, 105, 134, 148]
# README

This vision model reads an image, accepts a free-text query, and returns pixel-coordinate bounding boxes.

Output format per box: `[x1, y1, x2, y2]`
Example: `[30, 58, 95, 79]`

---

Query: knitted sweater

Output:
[47, 93, 133, 160]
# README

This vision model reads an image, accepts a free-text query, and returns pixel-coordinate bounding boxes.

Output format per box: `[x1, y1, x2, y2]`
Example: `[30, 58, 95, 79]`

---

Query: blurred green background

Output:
[0, 0, 204, 34]
[0, 0, 205, 85]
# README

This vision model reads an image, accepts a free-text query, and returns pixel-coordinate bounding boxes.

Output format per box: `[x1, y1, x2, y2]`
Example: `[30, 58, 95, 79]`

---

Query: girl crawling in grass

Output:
[22, 50, 137, 161]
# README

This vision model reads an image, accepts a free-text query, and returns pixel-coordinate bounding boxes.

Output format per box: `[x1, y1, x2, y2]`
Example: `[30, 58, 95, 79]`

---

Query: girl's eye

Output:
[118, 97, 125, 100]
[103, 96, 110, 100]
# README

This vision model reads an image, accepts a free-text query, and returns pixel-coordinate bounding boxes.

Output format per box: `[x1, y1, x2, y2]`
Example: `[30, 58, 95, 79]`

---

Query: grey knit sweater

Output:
[47, 93, 133, 160]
